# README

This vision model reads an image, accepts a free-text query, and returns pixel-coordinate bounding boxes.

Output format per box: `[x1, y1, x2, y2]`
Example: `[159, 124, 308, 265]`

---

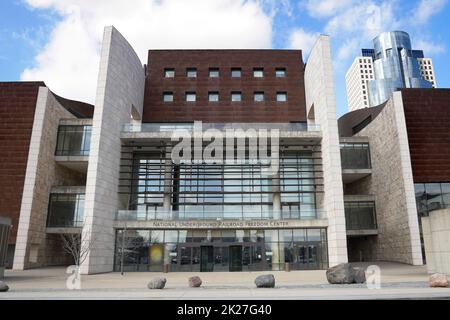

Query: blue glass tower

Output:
[368, 31, 432, 106]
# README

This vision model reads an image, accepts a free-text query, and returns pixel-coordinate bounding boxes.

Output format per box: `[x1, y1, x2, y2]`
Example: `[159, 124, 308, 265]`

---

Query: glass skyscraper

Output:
[368, 31, 432, 106]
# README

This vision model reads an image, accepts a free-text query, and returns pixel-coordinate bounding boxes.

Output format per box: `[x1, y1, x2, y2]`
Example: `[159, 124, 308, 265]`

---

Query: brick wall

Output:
[142, 50, 307, 123]
[402, 89, 450, 183]
[0, 82, 44, 243]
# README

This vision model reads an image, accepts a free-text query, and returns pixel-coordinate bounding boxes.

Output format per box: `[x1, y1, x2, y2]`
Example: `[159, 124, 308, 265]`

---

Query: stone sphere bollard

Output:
[147, 277, 167, 289]
[255, 274, 275, 288]
[188, 276, 202, 288]
[0, 281, 9, 292]
[429, 273, 450, 288]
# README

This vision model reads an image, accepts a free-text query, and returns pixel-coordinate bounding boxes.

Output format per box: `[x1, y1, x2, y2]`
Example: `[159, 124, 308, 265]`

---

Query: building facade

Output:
[2, 26, 442, 274]
[338, 88, 450, 266]
[345, 56, 375, 111]
[345, 31, 436, 111]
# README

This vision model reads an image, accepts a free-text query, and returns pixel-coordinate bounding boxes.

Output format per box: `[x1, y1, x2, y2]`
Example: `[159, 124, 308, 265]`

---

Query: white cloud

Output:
[20, 0, 273, 103]
[414, 38, 446, 55]
[337, 38, 359, 62]
[301, 0, 356, 18]
[413, 0, 448, 24]
[324, 1, 398, 40]
[288, 28, 319, 57]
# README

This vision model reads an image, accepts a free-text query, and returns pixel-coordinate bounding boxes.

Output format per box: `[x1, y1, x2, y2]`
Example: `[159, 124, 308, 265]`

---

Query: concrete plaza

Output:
[1, 262, 450, 300]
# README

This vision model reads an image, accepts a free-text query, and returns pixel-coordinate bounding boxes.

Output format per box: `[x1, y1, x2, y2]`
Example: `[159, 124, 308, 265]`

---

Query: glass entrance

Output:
[291, 242, 323, 270]
[229, 245, 243, 272]
[200, 246, 214, 272]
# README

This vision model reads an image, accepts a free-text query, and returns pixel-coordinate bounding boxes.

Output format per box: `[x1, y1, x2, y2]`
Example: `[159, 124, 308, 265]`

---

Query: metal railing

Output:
[123, 122, 321, 133]
[46, 219, 84, 228]
[116, 208, 326, 221]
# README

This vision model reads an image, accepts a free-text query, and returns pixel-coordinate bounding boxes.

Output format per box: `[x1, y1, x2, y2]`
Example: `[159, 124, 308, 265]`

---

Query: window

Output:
[185, 92, 196, 102]
[276, 92, 287, 102]
[254, 92, 264, 102]
[231, 68, 241, 77]
[186, 68, 197, 78]
[209, 68, 219, 78]
[163, 92, 173, 102]
[47, 193, 85, 228]
[231, 91, 242, 102]
[208, 92, 219, 102]
[340, 143, 371, 169]
[55, 125, 91, 156]
[164, 68, 175, 78]
[253, 68, 264, 78]
[276, 68, 286, 77]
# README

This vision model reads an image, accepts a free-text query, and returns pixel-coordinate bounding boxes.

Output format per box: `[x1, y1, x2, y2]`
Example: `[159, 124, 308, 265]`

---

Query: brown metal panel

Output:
[0, 82, 44, 243]
[142, 50, 307, 123]
[402, 89, 450, 183]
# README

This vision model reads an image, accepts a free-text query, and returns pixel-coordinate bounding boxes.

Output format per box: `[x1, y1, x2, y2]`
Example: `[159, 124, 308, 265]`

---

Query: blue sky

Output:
[0, 0, 449, 116]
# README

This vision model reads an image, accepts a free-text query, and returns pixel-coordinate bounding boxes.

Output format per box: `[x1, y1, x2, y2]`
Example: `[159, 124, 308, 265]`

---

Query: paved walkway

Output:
[1, 262, 450, 299]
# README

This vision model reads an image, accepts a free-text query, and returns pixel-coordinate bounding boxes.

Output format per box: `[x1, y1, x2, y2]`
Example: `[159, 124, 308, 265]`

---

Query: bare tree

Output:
[116, 224, 141, 275]
[60, 227, 95, 267]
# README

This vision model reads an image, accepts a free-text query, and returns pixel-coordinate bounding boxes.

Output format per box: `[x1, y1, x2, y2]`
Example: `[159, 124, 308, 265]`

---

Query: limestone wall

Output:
[13, 88, 85, 269]
[421, 209, 450, 275]
[346, 92, 423, 265]
[304, 35, 348, 267]
[81, 26, 145, 274]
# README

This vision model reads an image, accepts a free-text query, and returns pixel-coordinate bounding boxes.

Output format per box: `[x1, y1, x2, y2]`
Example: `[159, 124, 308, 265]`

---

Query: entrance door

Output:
[229, 245, 242, 272]
[292, 242, 323, 270]
[200, 246, 214, 272]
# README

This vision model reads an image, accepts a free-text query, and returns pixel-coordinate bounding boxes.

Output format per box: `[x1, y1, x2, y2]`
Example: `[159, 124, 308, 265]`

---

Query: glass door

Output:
[229, 245, 242, 272]
[178, 245, 192, 271]
[200, 246, 214, 272]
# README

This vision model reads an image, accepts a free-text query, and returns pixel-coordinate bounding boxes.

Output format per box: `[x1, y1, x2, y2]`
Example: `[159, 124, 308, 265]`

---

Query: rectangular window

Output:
[186, 68, 197, 78]
[276, 92, 287, 102]
[253, 68, 264, 78]
[276, 68, 286, 77]
[185, 92, 196, 102]
[163, 92, 173, 102]
[55, 125, 91, 156]
[164, 68, 175, 78]
[208, 92, 219, 102]
[47, 193, 85, 228]
[231, 91, 242, 102]
[231, 68, 241, 77]
[209, 68, 219, 78]
[254, 92, 264, 102]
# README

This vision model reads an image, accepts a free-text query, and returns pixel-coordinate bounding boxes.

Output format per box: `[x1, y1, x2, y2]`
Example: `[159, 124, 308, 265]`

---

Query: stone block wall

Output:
[421, 209, 450, 275]
[346, 92, 423, 265]
[81, 26, 145, 274]
[304, 36, 348, 267]
[13, 88, 85, 269]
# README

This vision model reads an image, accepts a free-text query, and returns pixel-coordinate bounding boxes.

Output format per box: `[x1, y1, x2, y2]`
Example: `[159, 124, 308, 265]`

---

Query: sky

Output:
[0, 0, 449, 117]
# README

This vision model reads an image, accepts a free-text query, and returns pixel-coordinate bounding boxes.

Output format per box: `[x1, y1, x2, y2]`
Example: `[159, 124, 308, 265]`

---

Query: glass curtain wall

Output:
[114, 228, 328, 272]
[280, 151, 316, 219]
[415, 182, 450, 216]
[125, 150, 320, 220]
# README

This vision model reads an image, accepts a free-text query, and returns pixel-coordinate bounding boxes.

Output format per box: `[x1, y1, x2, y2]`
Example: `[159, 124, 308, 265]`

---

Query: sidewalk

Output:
[1, 262, 450, 299]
